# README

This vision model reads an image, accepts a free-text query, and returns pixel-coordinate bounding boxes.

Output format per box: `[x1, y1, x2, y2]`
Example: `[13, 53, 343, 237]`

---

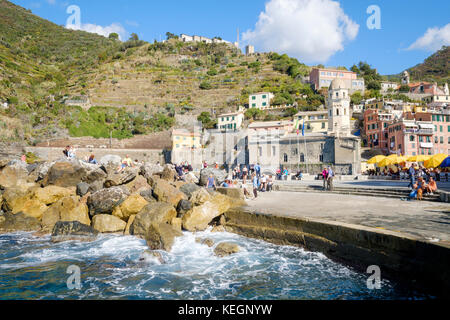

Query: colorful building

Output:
[294, 110, 328, 133]
[172, 129, 202, 150]
[217, 111, 244, 131]
[248, 92, 275, 110]
[309, 68, 365, 94]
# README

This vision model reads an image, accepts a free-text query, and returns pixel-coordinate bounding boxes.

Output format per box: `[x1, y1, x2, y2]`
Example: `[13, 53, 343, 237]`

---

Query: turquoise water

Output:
[0, 230, 434, 300]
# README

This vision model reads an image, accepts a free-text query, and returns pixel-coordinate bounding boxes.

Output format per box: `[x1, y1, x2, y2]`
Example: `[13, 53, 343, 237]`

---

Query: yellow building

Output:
[172, 129, 202, 150]
[414, 105, 428, 113]
[294, 111, 328, 133]
[365, 99, 383, 111]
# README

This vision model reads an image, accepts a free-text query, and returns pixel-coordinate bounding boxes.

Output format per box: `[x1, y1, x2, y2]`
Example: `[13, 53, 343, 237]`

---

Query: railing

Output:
[404, 129, 433, 135]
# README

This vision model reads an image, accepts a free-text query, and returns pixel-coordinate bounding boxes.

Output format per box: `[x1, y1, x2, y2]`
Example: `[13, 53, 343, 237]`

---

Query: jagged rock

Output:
[140, 163, 163, 180]
[189, 188, 212, 206]
[0, 160, 29, 188]
[145, 222, 182, 252]
[160, 164, 177, 181]
[32, 161, 56, 182]
[99, 155, 122, 167]
[112, 194, 148, 221]
[139, 249, 165, 264]
[87, 187, 130, 216]
[196, 237, 215, 247]
[214, 242, 240, 257]
[92, 214, 127, 233]
[130, 203, 177, 237]
[124, 214, 136, 235]
[179, 183, 201, 198]
[43, 160, 106, 188]
[199, 168, 227, 187]
[34, 186, 75, 205]
[76, 182, 90, 197]
[139, 189, 157, 203]
[152, 179, 187, 207]
[182, 193, 232, 232]
[20, 199, 48, 220]
[184, 172, 199, 184]
[211, 225, 226, 233]
[0, 212, 41, 233]
[88, 180, 104, 193]
[171, 217, 182, 232]
[216, 187, 245, 200]
[51, 221, 98, 243]
[104, 167, 139, 188]
[124, 175, 151, 194]
[1, 186, 37, 214]
[176, 199, 192, 217]
[41, 196, 90, 231]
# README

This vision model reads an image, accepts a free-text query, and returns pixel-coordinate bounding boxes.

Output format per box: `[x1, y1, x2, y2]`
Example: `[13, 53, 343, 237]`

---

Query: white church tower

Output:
[327, 79, 351, 137]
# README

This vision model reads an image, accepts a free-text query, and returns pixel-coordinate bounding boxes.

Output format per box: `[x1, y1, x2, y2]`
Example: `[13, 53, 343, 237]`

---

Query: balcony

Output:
[404, 129, 434, 135]
[420, 142, 433, 149]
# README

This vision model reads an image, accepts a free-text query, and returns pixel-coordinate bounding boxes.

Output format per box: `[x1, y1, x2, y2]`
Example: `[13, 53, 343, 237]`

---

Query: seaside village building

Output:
[171, 81, 361, 175]
[217, 109, 245, 131]
[248, 92, 275, 110]
[309, 67, 365, 94]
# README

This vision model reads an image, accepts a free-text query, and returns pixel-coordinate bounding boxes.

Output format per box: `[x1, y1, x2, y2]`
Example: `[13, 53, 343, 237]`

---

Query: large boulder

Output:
[20, 199, 48, 220]
[182, 193, 232, 232]
[160, 164, 177, 181]
[140, 163, 163, 180]
[43, 160, 106, 188]
[41, 196, 90, 231]
[124, 175, 151, 194]
[189, 188, 212, 206]
[152, 179, 187, 207]
[124, 214, 136, 235]
[176, 199, 192, 217]
[1, 186, 37, 214]
[184, 172, 199, 184]
[215, 187, 245, 201]
[179, 183, 201, 198]
[51, 221, 98, 243]
[92, 214, 127, 233]
[87, 187, 130, 216]
[145, 222, 183, 252]
[31, 161, 56, 182]
[34, 186, 75, 205]
[76, 182, 90, 197]
[130, 203, 177, 237]
[199, 168, 227, 187]
[104, 167, 139, 188]
[0, 212, 41, 233]
[99, 155, 122, 167]
[112, 194, 148, 221]
[139, 189, 157, 203]
[214, 242, 240, 257]
[0, 160, 30, 188]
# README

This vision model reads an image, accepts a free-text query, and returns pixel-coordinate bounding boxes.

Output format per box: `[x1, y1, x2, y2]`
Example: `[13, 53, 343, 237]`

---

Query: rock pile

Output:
[0, 157, 245, 256]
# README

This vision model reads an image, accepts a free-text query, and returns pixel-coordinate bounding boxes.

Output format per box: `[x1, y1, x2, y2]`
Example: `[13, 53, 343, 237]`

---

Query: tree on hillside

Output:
[245, 108, 265, 120]
[351, 92, 363, 105]
[166, 32, 178, 40]
[399, 84, 410, 93]
[367, 80, 381, 91]
[108, 33, 119, 40]
[129, 33, 139, 41]
[197, 112, 216, 129]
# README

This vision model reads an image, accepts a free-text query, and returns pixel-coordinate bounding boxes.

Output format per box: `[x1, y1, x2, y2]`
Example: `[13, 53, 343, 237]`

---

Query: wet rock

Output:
[145, 222, 182, 252]
[196, 237, 215, 247]
[41, 196, 90, 231]
[152, 179, 187, 207]
[182, 193, 232, 232]
[199, 168, 227, 187]
[0, 212, 41, 233]
[34, 185, 75, 205]
[130, 203, 177, 237]
[179, 183, 201, 199]
[211, 225, 226, 233]
[87, 187, 130, 216]
[76, 182, 90, 197]
[176, 199, 192, 217]
[139, 249, 165, 264]
[51, 221, 98, 243]
[92, 214, 127, 233]
[214, 242, 240, 257]
[112, 194, 148, 221]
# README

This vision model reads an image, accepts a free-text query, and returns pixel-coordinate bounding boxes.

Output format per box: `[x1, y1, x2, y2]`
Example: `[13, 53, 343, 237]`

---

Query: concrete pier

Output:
[223, 192, 450, 298]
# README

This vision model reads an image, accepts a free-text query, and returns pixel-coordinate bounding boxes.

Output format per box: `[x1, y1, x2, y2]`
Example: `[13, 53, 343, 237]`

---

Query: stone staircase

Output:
[271, 184, 443, 202]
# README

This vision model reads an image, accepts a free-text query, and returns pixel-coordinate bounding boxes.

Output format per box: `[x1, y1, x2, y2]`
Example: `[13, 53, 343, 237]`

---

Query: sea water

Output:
[0, 230, 434, 300]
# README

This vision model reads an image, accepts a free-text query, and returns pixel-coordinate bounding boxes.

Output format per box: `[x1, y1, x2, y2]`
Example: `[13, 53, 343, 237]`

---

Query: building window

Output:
[262, 95, 267, 99]
[262, 102, 267, 106]
[292, 148, 298, 156]
[300, 153, 305, 162]
[319, 155, 324, 162]
[435, 136, 439, 143]
[284, 153, 288, 163]
[410, 135, 415, 142]
[440, 136, 444, 144]
[440, 126, 443, 132]
[252, 96, 256, 100]
[272, 146, 276, 156]
[322, 122, 326, 129]
[252, 104, 256, 107]
[258, 147, 262, 157]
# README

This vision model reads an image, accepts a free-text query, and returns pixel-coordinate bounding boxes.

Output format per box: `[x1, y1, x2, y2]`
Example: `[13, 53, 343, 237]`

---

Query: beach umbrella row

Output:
[440, 156, 450, 168]
[424, 154, 448, 169]
[367, 154, 448, 168]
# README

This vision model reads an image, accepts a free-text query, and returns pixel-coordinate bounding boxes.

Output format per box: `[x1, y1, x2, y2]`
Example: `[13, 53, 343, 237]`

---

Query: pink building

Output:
[387, 120, 435, 156]
[431, 112, 450, 155]
[309, 68, 365, 93]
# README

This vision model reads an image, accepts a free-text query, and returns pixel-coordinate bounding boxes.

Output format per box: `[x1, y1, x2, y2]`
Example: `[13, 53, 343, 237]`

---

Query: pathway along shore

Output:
[222, 191, 450, 298]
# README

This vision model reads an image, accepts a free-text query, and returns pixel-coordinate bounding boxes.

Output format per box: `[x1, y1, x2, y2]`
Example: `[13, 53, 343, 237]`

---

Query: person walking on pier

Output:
[327, 166, 334, 191]
[252, 173, 259, 199]
[322, 167, 329, 190]
[242, 165, 248, 185]
[408, 164, 416, 188]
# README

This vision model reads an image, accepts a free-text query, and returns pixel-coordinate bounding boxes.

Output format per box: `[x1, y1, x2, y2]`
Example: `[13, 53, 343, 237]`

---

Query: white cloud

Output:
[408, 23, 450, 52]
[242, 0, 359, 63]
[66, 23, 127, 41]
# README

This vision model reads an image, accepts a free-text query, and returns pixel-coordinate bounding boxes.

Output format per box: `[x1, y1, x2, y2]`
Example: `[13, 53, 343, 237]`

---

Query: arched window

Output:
[336, 108, 340, 116]
[336, 92, 339, 98]
[300, 153, 305, 162]
[284, 153, 288, 163]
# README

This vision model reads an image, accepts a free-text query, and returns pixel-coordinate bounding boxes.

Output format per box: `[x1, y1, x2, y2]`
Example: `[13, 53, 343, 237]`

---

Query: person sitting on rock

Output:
[63, 145, 70, 158]
[207, 174, 216, 190]
[116, 155, 133, 173]
[425, 177, 437, 195]
[88, 154, 98, 165]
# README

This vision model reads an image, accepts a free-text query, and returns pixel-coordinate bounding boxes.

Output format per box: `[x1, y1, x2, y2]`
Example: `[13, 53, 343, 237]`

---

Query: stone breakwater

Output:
[0, 156, 245, 257]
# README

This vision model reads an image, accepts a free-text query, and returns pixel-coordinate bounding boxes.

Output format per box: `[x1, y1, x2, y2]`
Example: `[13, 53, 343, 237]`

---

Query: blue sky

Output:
[11, 0, 450, 75]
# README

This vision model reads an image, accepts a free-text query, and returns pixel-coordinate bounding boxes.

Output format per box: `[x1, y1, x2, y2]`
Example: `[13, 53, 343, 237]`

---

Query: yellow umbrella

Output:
[424, 154, 448, 168]
[407, 155, 431, 162]
[395, 156, 408, 164]
[377, 157, 395, 167]
[367, 155, 386, 164]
